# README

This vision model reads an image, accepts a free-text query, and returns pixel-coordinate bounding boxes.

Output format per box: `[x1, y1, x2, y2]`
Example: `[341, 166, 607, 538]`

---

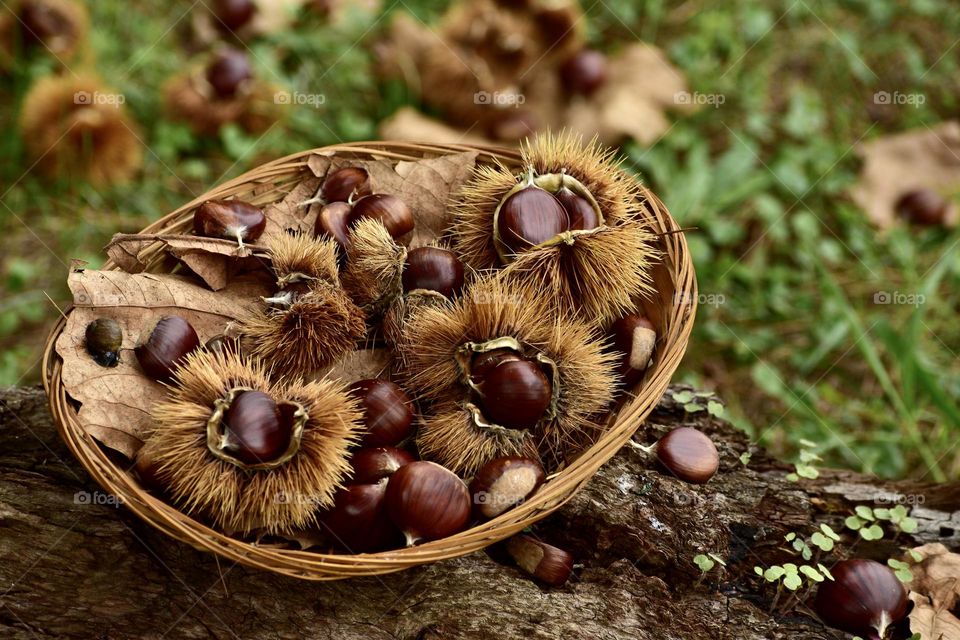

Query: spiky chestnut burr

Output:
[240, 234, 365, 376]
[140, 349, 363, 534]
[12, 0, 88, 61]
[398, 276, 618, 475]
[453, 132, 658, 324]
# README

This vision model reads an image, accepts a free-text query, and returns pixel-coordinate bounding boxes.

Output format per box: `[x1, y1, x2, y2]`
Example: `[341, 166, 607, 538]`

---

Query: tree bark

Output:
[0, 385, 956, 640]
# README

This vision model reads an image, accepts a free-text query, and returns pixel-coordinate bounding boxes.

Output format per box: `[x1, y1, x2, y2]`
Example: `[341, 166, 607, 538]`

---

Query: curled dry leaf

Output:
[55, 269, 270, 458]
[905, 543, 960, 639]
[262, 176, 323, 239]
[315, 348, 394, 385]
[851, 122, 960, 228]
[106, 234, 271, 291]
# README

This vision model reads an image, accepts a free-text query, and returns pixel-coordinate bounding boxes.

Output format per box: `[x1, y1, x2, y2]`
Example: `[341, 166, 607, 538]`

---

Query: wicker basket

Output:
[42, 141, 696, 580]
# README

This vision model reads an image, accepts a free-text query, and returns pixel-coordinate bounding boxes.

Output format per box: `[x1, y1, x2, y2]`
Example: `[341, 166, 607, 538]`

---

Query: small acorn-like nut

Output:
[314, 201, 353, 251]
[319, 481, 401, 553]
[469, 348, 523, 383]
[349, 447, 416, 485]
[554, 183, 600, 231]
[610, 313, 656, 387]
[469, 456, 546, 519]
[216, 390, 293, 465]
[322, 167, 372, 203]
[385, 461, 471, 545]
[194, 199, 266, 248]
[205, 48, 253, 99]
[348, 379, 415, 447]
[505, 535, 574, 587]
[212, 0, 257, 32]
[135, 316, 200, 382]
[348, 194, 414, 239]
[814, 559, 909, 638]
[85, 318, 122, 367]
[474, 359, 552, 430]
[655, 427, 719, 484]
[497, 181, 570, 256]
[560, 49, 609, 96]
[401, 247, 465, 297]
[895, 188, 950, 226]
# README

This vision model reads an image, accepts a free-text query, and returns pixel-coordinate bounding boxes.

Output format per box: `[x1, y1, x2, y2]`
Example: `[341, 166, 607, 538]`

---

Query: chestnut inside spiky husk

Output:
[454, 131, 658, 324]
[398, 277, 617, 475]
[141, 349, 362, 534]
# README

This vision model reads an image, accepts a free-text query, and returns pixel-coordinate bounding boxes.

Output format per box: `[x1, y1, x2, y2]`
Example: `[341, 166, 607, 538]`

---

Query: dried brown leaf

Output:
[906, 543, 960, 639]
[262, 176, 322, 240]
[315, 348, 394, 384]
[56, 269, 270, 458]
[379, 107, 491, 146]
[851, 122, 960, 227]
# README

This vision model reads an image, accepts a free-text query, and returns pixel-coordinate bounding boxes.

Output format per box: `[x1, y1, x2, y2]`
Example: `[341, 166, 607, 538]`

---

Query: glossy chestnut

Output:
[401, 247, 465, 297]
[348, 194, 414, 239]
[85, 318, 122, 367]
[814, 559, 909, 638]
[385, 461, 471, 545]
[219, 390, 292, 465]
[655, 427, 719, 484]
[895, 188, 950, 226]
[554, 184, 599, 231]
[469, 456, 546, 519]
[322, 167, 371, 203]
[348, 379, 414, 447]
[497, 184, 569, 256]
[134, 316, 200, 382]
[349, 447, 415, 485]
[505, 535, 574, 587]
[319, 480, 401, 553]
[469, 348, 522, 384]
[205, 48, 252, 99]
[314, 201, 353, 251]
[194, 199, 266, 247]
[610, 313, 656, 387]
[560, 49, 609, 96]
[474, 358, 552, 430]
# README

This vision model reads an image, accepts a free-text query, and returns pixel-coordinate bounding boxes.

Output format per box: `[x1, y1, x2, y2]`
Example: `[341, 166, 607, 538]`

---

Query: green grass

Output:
[1, 0, 959, 481]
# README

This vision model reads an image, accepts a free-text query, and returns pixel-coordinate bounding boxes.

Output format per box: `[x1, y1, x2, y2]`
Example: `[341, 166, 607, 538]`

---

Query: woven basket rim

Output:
[42, 140, 697, 580]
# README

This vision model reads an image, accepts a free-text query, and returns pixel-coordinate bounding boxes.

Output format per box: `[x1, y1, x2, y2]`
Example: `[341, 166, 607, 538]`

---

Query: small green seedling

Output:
[786, 440, 821, 481]
[844, 505, 919, 540]
[693, 552, 726, 586]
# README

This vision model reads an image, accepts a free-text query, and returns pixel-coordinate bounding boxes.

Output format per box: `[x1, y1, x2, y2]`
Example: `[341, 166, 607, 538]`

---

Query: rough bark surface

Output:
[0, 385, 957, 640]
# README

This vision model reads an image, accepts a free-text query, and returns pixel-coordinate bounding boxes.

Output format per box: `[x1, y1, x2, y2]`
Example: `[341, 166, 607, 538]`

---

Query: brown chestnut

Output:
[385, 461, 471, 545]
[85, 318, 122, 367]
[314, 201, 353, 251]
[814, 559, 909, 638]
[401, 247, 465, 297]
[505, 535, 574, 587]
[218, 390, 292, 465]
[497, 181, 569, 256]
[212, 0, 257, 32]
[348, 194, 414, 239]
[19, 0, 72, 50]
[194, 199, 266, 249]
[322, 167, 372, 203]
[610, 313, 656, 387]
[348, 379, 414, 447]
[469, 348, 523, 383]
[135, 316, 200, 382]
[205, 48, 253, 99]
[474, 358, 552, 430]
[560, 49, 609, 96]
[655, 427, 719, 484]
[349, 447, 415, 485]
[469, 456, 545, 519]
[895, 188, 950, 226]
[319, 481, 401, 553]
[554, 183, 599, 231]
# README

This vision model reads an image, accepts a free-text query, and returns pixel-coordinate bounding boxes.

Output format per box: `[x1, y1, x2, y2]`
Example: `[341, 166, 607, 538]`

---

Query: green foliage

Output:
[844, 504, 919, 539]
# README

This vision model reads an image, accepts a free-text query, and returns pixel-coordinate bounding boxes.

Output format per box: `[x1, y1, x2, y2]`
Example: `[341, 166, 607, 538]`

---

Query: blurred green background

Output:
[1, 0, 959, 481]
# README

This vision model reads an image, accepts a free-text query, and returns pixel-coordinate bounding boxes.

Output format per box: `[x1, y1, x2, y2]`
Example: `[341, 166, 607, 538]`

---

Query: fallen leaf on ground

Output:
[905, 543, 960, 640]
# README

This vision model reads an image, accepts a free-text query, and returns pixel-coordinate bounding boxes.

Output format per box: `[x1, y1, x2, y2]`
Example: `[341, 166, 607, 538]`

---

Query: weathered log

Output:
[0, 385, 956, 639]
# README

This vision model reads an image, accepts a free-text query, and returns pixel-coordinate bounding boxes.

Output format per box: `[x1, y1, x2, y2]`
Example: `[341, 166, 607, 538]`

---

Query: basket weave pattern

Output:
[43, 141, 696, 580]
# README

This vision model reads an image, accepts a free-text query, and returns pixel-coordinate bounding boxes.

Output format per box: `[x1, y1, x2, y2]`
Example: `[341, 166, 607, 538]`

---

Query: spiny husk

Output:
[141, 349, 362, 534]
[417, 399, 541, 476]
[162, 72, 283, 136]
[18, 74, 141, 185]
[267, 232, 340, 285]
[382, 289, 449, 347]
[398, 276, 618, 472]
[341, 218, 406, 310]
[0, 0, 89, 68]
[240, 282, 365, 376]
